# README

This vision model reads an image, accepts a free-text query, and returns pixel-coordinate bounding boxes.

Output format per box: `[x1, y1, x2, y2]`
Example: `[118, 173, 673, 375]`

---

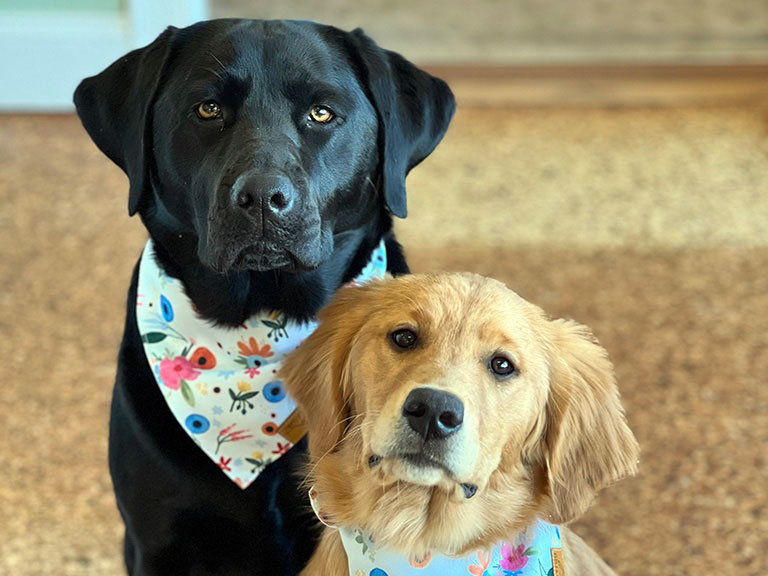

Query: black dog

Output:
[74, 19, 454, 576]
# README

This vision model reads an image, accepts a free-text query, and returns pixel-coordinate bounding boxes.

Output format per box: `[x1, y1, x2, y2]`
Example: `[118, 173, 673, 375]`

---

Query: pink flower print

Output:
[500, 543, 529, 572]
[272, 442, 292, 456]
[159, 356, 201, 390]
[215, 423, 254, 455]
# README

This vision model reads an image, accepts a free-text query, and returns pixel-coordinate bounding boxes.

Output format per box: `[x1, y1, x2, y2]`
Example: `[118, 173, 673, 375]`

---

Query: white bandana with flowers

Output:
[136, 239, 387, 488]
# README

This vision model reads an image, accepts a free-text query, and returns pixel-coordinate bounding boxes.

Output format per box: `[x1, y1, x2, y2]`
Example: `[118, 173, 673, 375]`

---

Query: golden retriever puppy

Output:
[281, 273, 639, 576]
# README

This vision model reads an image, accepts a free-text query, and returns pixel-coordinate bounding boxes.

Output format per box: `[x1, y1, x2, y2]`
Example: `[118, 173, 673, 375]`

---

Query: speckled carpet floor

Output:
[1, 108, 767, 575]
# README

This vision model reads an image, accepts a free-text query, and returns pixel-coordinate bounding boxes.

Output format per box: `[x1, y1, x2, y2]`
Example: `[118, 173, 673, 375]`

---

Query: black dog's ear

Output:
[74, 27, 177, 216]
[350, 29, 455, 218]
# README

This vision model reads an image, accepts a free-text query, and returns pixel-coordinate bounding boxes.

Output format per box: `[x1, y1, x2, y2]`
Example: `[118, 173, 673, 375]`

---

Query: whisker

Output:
[208, 51, 227, 72]
[365, 175, 379, 196]
[203, 66, 226, 82]
[306, 408, 373, 477]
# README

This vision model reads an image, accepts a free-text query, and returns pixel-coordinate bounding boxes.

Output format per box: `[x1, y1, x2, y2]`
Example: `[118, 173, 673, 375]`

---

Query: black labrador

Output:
[74, 18, 454, 576]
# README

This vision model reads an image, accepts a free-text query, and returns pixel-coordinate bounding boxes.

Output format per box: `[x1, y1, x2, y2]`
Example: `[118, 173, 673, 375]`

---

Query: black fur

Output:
[74, 19, 454, 575]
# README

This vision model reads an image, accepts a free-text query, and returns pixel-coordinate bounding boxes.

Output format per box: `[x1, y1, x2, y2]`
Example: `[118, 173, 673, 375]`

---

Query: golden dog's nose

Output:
[402, 388, 464, 440]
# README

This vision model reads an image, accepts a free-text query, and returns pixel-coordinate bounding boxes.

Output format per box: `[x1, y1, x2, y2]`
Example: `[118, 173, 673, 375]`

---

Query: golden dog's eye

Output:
[490, 356, 518, 378]
[197, 100, 222, 120]
[309, 105, 335, 124]
[391, 328, 417, 349]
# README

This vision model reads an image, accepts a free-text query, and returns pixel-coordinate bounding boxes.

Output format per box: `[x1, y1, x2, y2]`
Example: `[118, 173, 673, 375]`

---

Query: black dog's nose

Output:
[402, 388, 464, 441]
[232, 174, 295, 215]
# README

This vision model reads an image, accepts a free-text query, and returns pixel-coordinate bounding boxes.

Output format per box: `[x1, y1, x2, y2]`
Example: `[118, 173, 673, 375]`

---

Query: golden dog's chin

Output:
[372, 455, 483, 503]
[383, 456, 450, 487]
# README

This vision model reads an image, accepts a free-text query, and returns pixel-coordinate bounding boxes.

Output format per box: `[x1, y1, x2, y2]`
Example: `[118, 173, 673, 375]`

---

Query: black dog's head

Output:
[74, 19, 454, 274]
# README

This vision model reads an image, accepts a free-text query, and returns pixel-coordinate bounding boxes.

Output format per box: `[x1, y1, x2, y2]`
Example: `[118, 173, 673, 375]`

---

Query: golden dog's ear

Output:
[542, 319, 639, 524]
[280, 286, 372, 460]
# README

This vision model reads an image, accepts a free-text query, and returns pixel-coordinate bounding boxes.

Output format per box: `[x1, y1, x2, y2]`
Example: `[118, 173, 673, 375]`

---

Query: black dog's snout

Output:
[232, 174, 296, 215]
[402, 388, 464, 441]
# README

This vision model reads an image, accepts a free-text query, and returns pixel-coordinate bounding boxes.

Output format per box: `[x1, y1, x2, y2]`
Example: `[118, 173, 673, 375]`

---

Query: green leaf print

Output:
[524, 547, 539, 557]
[229, 389, 260, 414]
[245, 457, 274, 472]
[180, 379, 195, 407]
[353, 531, 371, 557]
[261, 317, 289, 341]
[141, 332, 167, 344]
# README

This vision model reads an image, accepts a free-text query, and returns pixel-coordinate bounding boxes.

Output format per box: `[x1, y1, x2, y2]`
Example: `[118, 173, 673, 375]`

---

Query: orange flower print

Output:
[189, 346, 217, 370]
[235, 337, 274, 376]
[468, 550, 491, 575]
[408, 551, 432, 569]
[237, 337, 274, 359]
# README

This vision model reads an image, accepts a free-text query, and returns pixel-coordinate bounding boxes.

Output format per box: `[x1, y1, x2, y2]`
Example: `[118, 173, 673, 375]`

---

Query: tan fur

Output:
[301, 530, 349, 576]
[281, 273, 639, 575]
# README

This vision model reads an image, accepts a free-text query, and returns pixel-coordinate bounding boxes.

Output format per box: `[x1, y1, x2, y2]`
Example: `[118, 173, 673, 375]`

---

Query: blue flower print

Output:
[185, 414, 210, 434]
[370, 570, 388, 576]
[262, 381, 286, 403]
[160, 294, 174, 322]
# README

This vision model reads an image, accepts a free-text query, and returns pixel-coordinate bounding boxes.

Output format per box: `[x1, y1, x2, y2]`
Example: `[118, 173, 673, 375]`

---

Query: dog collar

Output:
[136, 239, 387, 488]
[309, 486, 565, 576]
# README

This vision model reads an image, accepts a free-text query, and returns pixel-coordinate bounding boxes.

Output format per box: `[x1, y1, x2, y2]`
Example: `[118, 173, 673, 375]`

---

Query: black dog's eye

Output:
[309, 105, 335, 124]
[391, 328, 417, 349]
[490, 355, 518, 378]
[196, 100, 222, 120]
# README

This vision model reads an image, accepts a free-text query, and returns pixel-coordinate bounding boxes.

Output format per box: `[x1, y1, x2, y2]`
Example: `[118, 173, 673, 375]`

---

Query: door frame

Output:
[0, 0, 207, 111]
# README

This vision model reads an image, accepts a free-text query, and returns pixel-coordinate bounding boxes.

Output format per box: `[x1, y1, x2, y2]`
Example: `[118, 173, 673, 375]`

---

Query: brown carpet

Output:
[1, 109, 767, 575]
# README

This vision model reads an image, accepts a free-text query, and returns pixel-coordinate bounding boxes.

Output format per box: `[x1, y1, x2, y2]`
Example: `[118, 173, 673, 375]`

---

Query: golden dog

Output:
[281, 273, 639, 575]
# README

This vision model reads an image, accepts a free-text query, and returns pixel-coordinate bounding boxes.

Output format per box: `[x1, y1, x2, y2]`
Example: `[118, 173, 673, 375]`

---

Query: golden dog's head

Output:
[281, 273, 638, 555]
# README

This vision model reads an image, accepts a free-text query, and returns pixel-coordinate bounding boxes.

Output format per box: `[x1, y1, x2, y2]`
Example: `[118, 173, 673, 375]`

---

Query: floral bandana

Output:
[136, 239, 387, 489]
[309, 487, 565, 576]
